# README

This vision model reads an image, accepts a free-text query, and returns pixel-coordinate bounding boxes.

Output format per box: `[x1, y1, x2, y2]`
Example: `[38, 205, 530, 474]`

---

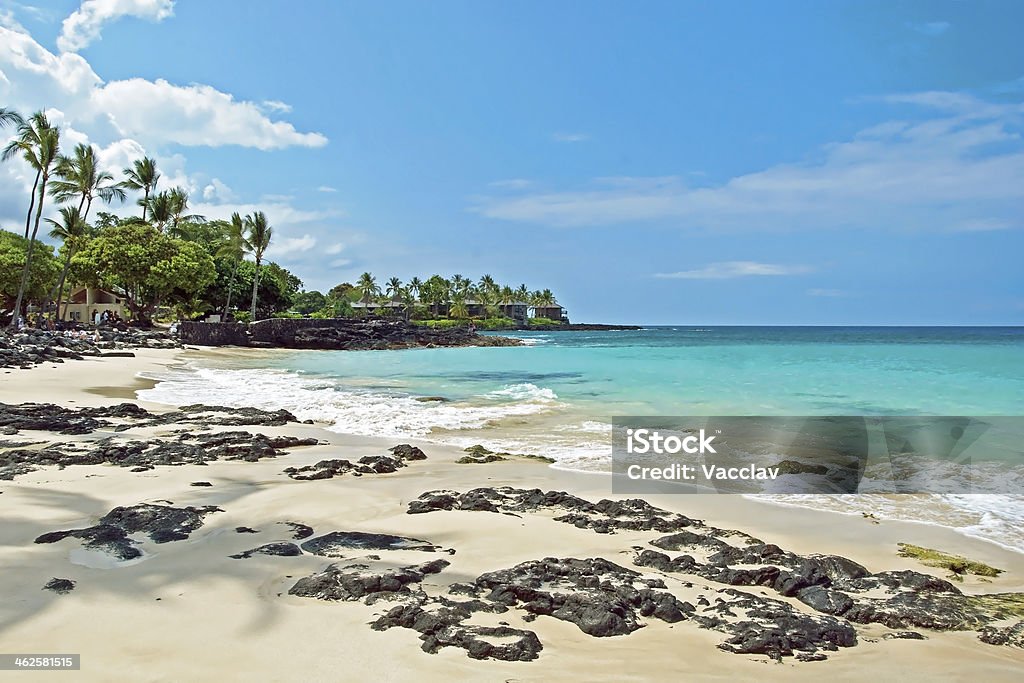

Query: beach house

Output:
[531, 303, 568, 322]
[59, 286, 129, 323]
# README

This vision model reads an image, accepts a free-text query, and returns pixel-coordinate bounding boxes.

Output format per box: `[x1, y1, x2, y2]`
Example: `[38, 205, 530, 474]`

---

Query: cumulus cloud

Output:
[261, 99, 292, 113]
[266, 234, 317, 258]
[324, 242, 345, 255]
[93, 79, 327, 149]
[655, 262, 813, 280]
[202, 178, 236, 203]
[0, 24, 327, 150]
[59, 0, 175, 53]
[473, 91, 1024, 233]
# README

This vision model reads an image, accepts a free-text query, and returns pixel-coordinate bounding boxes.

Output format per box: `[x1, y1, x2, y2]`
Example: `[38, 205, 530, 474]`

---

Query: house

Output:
[464, 299, 487, 318]
[59, 286, 129, 323]
[532, 303, 568, 322]
[350, 300, 405, 316]
[499, 301, 530, 322]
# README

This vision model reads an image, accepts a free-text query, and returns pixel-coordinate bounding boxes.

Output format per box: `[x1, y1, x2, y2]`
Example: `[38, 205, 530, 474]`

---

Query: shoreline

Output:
[1, 349, 1023, 680]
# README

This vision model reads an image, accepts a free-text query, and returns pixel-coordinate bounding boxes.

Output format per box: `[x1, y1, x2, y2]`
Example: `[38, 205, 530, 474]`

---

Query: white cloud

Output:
[266, 234, 317, 258]
[655, 262, 813, 280]
[261, 99, 292, 113]
[316, 185, 338, 193]
[474, 91, 1024, 233]
[202, 178, 235, 203]
[552, 132, 589, 143]
[0, 24, 327, 150]
[94, 79, 327, 149]
[325, 242, 345, 255]
[59, 0, 175, 53]
[908, 21, 950, 37]
[329, 258, 352, 268]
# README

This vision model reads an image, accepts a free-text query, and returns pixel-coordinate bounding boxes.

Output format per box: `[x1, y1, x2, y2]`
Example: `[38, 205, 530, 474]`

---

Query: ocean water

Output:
[138, 327, 1024, 551]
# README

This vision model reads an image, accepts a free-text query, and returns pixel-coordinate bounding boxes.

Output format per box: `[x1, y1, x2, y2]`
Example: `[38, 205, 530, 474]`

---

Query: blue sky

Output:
[1, 0, 1022, 324]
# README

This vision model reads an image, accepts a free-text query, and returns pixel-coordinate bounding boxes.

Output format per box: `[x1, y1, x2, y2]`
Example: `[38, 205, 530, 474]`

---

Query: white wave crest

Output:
[139, 368, 563, 439]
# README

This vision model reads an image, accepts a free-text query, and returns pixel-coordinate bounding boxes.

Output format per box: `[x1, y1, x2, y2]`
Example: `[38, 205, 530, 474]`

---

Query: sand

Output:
[1, 349, 1022, 682]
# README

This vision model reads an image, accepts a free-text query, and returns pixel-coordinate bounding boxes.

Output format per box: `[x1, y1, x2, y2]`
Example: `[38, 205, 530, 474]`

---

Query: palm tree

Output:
[478, 274, 497, 296]
[515, 284, 529, 302]
[385, 276, 402, 300]
[217, 213, 248, 318]
[0, 107, 23, 129]
[119, 157, 160, 221]
[356, 272, 379, 303]
[398, 286, 416, 321]
[49, 143, 126, 222]
[144, 191, 174, 232]
[166, 187, 205, 234]
[450, 292, 469, 320]
[408, 276, 423, 301]
[2, 111, 52, 239]
[45, 206, 89, 321]
[451, 274, 469, 296]
[8, 121, 59, 327]
[244, 211, 273, 320]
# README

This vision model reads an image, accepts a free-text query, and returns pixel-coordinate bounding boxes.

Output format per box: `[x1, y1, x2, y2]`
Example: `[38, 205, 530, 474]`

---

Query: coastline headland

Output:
[179, 318, 523, 350]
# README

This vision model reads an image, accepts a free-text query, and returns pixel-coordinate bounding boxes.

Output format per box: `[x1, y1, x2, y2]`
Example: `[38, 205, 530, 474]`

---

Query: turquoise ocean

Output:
[139, 327, 1024, 552]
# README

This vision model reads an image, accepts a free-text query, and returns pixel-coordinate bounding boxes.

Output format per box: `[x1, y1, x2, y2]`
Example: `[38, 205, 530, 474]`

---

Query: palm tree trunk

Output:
[9, 175, 47, 328]
[23, 169, 40, 239]
[224, 258, 240, 318]
[249, 259, 261, 321]
[47, 249, 73, 322]
[141, 187, 149, 221]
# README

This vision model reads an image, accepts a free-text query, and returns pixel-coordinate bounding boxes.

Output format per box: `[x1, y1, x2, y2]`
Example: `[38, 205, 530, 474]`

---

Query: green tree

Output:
[70, 223, 215, 324]
[478, 274, 497, 296]
[328, 282, 356, 301]
[408, 276, 423, 300]
[45, 206, 90, 320]
[449, 292, 469, 320]
[119, 157, 161, 221]
[292, 290, 326, 315]
[385, 276, 402, 299]
[2, 111, 52, 239]
[49, 143, 126, 221]
[0, 107, 23, 129]
[243, 211, 273, 320]
[423, 274, 450, 317]
[215, 213, 248, 318]
[356, 272, 378, 303]
[144, 190, 174, 232]
[165, 187, 205, 235]
[212, 260, 299, 319]
[7, 115, 59, 327]
[0, 231, 58, 324]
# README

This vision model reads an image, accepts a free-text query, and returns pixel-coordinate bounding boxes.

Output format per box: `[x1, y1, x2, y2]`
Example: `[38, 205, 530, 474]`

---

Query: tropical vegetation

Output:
[0, 105, 301, 327]
[0, 104, 564, 329]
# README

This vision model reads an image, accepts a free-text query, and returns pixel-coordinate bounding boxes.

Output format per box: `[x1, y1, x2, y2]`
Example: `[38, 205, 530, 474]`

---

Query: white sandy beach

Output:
[1, 349, 1023, 682]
